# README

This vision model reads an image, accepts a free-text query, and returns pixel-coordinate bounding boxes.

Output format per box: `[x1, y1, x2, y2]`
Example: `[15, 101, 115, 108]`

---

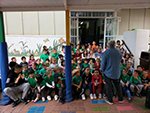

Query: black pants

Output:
[102, 83, 106, 95]
[37, 88, 45, 97]
[45, 87, 55, 96]
[104, 75, 124, 102]
[59, 87, 66, 101]
[72, 85, 83, 98]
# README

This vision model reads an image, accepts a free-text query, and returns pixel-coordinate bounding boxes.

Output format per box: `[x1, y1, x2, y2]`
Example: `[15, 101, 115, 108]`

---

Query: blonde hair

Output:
[44, 69, 53, 77]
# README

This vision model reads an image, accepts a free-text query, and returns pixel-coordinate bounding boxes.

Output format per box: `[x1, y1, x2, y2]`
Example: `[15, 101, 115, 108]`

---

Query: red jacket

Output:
[92, 74, 102, 84]
[95, 62, 101, 69]
[75, 53, 82, 58]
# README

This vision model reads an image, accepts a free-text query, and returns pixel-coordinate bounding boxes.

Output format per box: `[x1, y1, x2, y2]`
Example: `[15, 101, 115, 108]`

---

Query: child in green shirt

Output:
[120, 68, 131, 101]
[34, 74, 46, 102]
[51, 49, 59, 61]
[72, 69, 83, 100]
[39, 62, 47, 77]
[32, 63, 39, 77]
[22, 64, 29, 81]
[27, 69, 37, 102]
[36, 59, 43, 70]
[82, 59, 90, 69]
[40, 49, 49, 62]
[137, 65, 143, 77]
[129, 70, 144, 98]
[44, 69, 55, 101]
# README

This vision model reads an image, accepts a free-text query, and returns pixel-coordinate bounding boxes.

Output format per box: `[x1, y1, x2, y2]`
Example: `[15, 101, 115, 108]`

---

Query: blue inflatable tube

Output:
[0, 42, 11, 105]
[65, 46, 73, 102]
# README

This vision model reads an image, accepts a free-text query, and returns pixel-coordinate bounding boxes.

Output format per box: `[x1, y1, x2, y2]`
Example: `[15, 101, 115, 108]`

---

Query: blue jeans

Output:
[27, 88, 37, 100]
[121, 84, 131, 98]
[82, 82, 93, 94]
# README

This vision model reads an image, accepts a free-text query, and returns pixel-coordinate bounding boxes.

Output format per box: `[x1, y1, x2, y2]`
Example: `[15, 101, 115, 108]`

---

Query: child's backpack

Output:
[145, 86, 150, 108]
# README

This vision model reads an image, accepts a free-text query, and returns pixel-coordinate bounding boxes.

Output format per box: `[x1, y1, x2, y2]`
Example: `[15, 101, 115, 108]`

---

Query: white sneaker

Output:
[99, 94, 102, 99]
[93, 94, 97, 99]
[54, 95, 58, 101]
[42, 97, 45, 102]
[90, 94, 94, 100]
[47, 96, 51, 101]
[81, 94, 86, 100]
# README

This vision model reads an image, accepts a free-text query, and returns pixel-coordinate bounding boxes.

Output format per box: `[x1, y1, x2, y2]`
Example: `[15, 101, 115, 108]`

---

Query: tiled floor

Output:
[0, 96, 150, 113]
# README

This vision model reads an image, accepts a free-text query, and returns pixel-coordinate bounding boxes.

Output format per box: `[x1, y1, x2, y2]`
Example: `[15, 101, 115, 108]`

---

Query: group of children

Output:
[7, 40, 150, 104]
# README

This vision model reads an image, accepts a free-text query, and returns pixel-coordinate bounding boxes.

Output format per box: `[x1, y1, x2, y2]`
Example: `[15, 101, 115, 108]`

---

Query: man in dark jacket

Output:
[4, 64, 30, 107]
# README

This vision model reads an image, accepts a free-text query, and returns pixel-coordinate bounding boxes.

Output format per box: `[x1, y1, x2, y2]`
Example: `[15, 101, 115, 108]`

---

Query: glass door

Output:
[103, 17, 119, 50]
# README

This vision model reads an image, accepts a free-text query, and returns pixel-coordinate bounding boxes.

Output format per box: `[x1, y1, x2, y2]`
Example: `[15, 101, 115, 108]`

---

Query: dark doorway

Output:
[79, 18, 104, 45]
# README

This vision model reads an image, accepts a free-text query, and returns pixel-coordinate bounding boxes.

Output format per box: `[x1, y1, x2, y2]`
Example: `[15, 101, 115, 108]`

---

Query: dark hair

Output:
[134, 70, 141, 75]
[92, 64, 97, 68]
[14, 64, 22, 70]
[84, 59, 88, 62]
[71, 44, 74, 46]
[29, 69, 35, 74]
[21, 56, 26, 60]
[43, 49, 47, 52]
[137, 65, 143, 69]
[35, 74, 43, 85]
[117, 40, 120, 43]
[33, 63, 38, 66]
[122, 68, 128, 72]
[43, 45, 47, 49]
[45, 58, 50, 62]
[59, 54, 63, 58]
[29, 54, 34, 60]
[62, 45, 65, 51]
[61, 60, 65, 66]
[11, 57, 16, 61]
[94, 69, 100, 73]
[84, 67, 90, 72]
[42, 62, 47, 66]
[9, 61, 17, 69]
[83, 49, 88, 57]
[121, 59, 124, 64]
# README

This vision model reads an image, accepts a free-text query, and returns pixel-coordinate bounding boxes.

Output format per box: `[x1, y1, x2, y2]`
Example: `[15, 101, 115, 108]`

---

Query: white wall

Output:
[3, 11, 66, 36]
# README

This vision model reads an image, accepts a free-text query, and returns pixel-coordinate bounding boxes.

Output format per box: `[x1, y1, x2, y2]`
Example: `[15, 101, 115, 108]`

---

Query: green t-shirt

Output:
[22, 70, 29, 78]
[34, 70, 39, 77]
[28, 77, 37, 88]
[36, 80, 46, 87]
[39, 69, 47, 77]
[53, 73, 62, 78]
[72, 76, 82, 85]
[90, 69, 94, 73]
[120, 63, 126, 76]
[120, 74, 130, 83]
[82, 63, 90, 68]
[51, 53, 59, 61]
[140, 71, 143, 77]
[37, 63, 43, 70]
[73, 48, 76, 53]
[101, 74, 104, 80]
[44, 76, 54, 85]
[130, 76, 141, 85]
[72, 64, 76, 69]
[57, 78, 66, 88]
[40, 53, 49, 62]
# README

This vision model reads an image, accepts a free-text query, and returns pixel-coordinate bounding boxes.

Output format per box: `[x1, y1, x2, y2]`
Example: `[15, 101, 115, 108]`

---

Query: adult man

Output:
[4, 64, 30, 107]
[101, 40, 124, 105]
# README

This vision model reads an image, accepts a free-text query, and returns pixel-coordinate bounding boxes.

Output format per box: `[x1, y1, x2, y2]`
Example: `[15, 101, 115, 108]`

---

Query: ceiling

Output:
[0, 0, 150, 11]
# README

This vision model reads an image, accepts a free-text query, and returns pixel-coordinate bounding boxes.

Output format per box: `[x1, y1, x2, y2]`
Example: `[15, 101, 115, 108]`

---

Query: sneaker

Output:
[105, 98, 113, 105]
[21, 99, 28, 105]
[119, 99, 125, 104]
[58, 99, 64, 104]
[54, 95, 58, 101]
[93, 94, 97, 99]
[90, 94, 94, 100]
[99, 94, 102, 99]
[136, 93, 142, 98]
[128, 97, 132, 102]
[42, 97, 45, 102]
[81, 94, 86, 100]
[47, 96, 51, 101]
[34, 98, 39, 103]
[103, 94, 106, 98]
[12, 99, 21, 107]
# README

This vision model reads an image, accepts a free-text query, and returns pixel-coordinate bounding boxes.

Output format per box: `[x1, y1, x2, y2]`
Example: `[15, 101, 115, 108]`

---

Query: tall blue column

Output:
[65, 10, 73, 102]
[0, 11, 11, 105]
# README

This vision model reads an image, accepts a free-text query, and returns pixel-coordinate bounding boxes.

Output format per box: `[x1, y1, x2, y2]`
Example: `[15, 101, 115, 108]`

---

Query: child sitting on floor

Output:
[27, 69, 37, 102]
[34, 74, 46, 102]
[40, 49, 49, 62]
[22, 64, 29, 81]
[20, 56, 28, 66]
[82, 59, 90, 69]
[81, 67, 93, 100]
[36, 59, 43, 70]
[72, 69, 84, 100]
[32, 63, 39, 77]
[92, 69, 102, 99]
[49, 57, 58, 69]
[28, 54, 36, 69]
[44, 69, 55, 101]
[39, 62, 47, 77]
[129, 70, 144, 98]
[120, 68, 131, 101]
